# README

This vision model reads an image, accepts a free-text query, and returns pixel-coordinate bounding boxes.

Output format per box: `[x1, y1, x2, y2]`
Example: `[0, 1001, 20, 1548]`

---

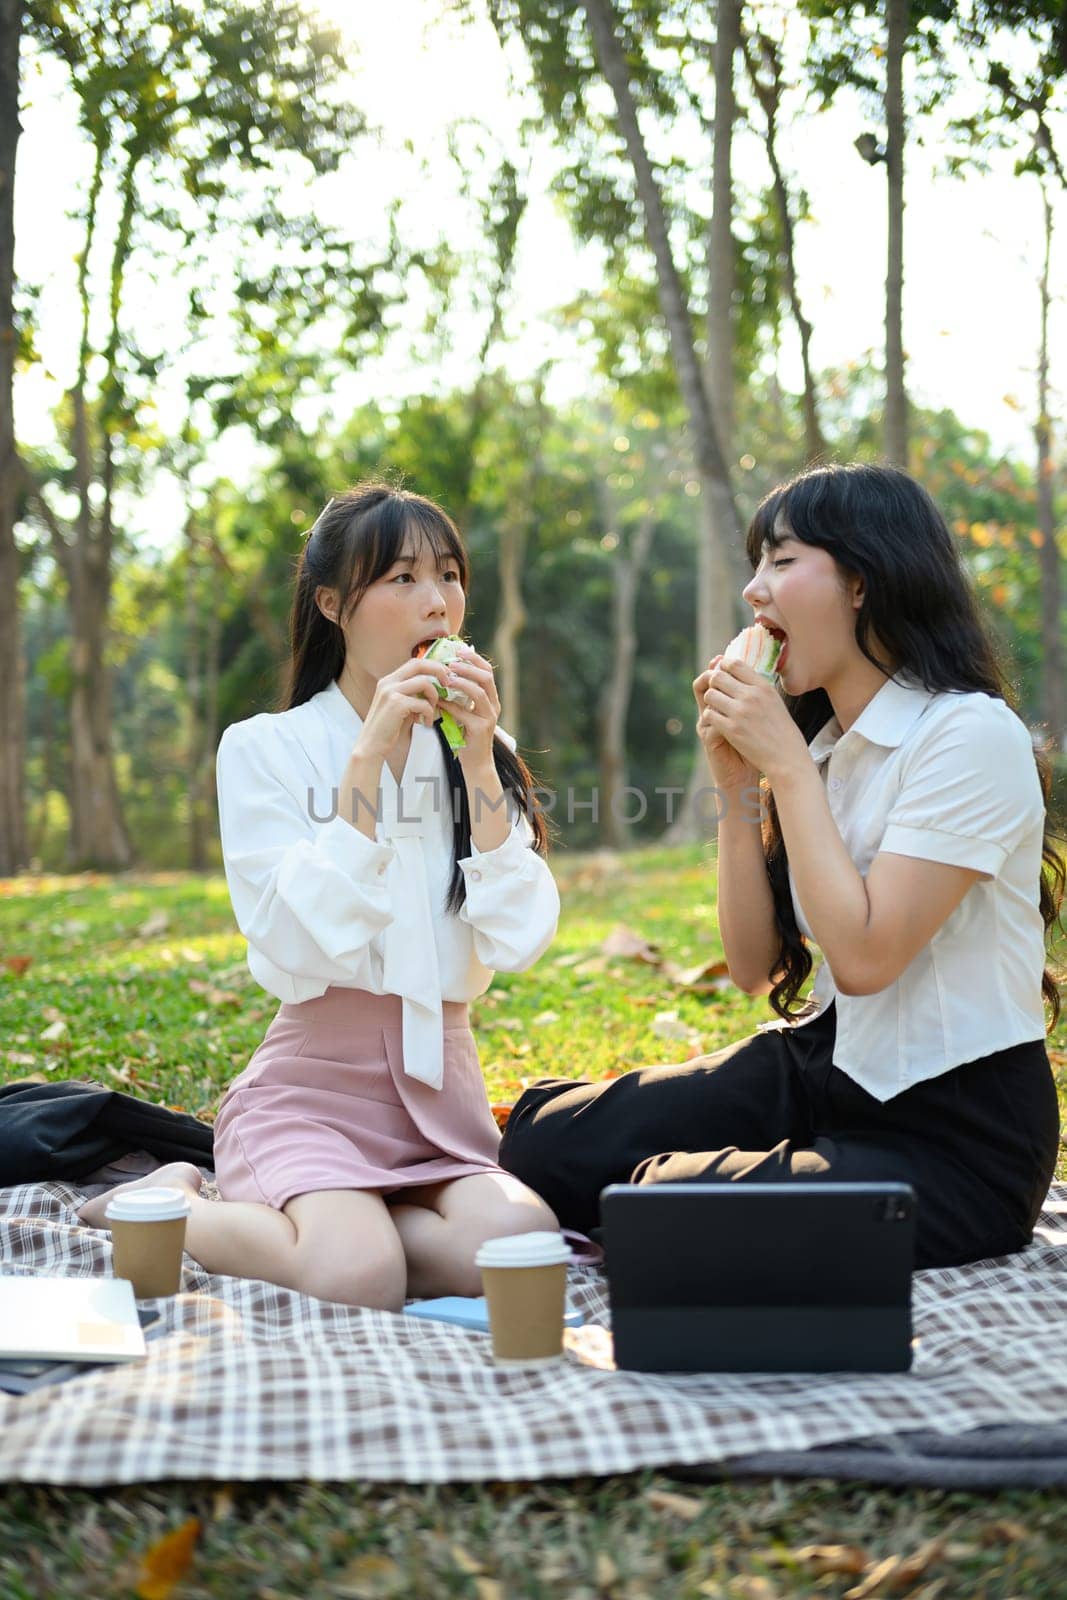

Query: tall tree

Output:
[952, 0, 1066, 749]
[0, 0, 26, 875]
[594, 450, 657, 848]
[1034, 176, 1064, 750]
[708, 0, 740, 466]
[884, 0, 908, 463]
[741, 26, 826, 462]
[489, 0, 759, 834]
[18, 0, 379, 866]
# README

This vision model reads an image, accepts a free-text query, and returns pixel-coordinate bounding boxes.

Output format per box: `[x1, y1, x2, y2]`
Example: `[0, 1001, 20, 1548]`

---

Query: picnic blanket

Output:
[1, 1179, 1066, 1488]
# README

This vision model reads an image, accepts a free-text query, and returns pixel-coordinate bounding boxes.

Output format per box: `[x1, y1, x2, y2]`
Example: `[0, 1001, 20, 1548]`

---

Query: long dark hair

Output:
[745, 462, 1066, 1031]
[280, 482, 548, 909]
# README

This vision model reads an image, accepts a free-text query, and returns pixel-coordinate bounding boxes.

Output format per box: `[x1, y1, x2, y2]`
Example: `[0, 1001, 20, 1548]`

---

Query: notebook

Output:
[0, 1276, 146, 1362]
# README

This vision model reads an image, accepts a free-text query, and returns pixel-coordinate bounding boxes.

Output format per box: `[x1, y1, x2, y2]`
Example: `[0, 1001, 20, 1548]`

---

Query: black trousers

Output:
[498, 1002, 1060, 1269]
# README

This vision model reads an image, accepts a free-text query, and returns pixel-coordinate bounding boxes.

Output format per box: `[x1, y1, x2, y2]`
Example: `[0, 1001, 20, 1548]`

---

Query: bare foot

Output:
[77, 1162, 205, 1229]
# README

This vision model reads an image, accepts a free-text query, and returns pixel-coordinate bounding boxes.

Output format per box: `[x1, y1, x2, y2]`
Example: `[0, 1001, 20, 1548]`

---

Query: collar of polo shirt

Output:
[809, 673, 936, 765]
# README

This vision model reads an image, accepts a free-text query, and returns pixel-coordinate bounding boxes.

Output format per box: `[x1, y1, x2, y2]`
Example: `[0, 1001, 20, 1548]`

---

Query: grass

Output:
[1, 845, 1065, 1600]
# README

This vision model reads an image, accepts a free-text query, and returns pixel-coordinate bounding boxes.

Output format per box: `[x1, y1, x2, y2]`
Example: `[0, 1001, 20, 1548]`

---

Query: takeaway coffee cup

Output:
[476, 1231, 572, 1365]
[105, 1185, 192, 1298]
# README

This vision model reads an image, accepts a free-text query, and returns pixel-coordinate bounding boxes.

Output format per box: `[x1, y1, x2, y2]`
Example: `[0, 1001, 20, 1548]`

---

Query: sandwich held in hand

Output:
[722, 623, 784, 681]
[415, 634, 473, 750]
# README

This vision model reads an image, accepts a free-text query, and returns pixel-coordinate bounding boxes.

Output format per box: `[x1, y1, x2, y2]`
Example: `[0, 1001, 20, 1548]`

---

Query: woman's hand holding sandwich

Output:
[697, 657, 808, 783]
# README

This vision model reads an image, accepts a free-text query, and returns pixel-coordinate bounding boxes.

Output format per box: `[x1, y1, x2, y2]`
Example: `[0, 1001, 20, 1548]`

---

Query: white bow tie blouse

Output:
[215, 681, 560, 1092]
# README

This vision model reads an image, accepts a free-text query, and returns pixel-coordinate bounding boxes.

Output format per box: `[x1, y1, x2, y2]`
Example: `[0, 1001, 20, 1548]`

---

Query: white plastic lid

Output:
[475, 1231, 572, 1269]
[104, 1185, 192, 1224]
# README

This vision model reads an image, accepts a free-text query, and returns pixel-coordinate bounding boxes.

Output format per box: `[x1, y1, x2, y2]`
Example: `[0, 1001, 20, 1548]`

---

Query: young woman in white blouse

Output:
[81, 484, 561, 1307]
[500, 463, 1064, 1269]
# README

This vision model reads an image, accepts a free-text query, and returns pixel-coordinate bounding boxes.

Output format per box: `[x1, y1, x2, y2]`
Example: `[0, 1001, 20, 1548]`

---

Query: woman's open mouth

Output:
[412, 635, 446, 659]
[760, 621, 789, 674]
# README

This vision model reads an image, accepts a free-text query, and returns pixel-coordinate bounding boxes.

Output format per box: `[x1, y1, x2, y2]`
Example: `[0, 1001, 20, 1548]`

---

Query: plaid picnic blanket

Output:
[1, 1180, 1066, 1487]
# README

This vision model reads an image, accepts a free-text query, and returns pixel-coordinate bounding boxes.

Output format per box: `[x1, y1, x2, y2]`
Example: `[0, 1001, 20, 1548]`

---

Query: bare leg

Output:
[392, 1171, 559, 1298]
[78, 1165, 406, 1310]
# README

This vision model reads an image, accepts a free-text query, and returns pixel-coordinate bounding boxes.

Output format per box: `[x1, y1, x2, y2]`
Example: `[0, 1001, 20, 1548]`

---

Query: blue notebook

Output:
[404, 1296, 584, 1332]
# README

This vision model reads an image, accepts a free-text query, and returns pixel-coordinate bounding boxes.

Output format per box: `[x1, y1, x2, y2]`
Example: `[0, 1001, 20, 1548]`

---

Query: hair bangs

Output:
[745, 486, 788, 568]
[402, 498, 470, 590]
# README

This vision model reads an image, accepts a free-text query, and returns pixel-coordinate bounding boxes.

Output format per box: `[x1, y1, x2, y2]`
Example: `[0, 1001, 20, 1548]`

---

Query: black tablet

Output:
[600, 1182, 916, 1373]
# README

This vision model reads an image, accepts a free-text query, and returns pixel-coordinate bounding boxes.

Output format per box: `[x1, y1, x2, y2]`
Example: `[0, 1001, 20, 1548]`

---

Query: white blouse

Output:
[215, 680, 560, 1092]
[780, 674, 1048, 1100]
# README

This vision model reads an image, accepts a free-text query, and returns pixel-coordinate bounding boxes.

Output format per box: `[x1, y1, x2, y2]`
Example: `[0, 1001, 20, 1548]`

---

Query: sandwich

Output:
[721, 623, 783, 681]
[415, 634, 473, 750]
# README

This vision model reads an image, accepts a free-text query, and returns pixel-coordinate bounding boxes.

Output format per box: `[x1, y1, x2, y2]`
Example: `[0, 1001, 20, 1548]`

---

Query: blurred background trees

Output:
[1, 0, 1064, 872]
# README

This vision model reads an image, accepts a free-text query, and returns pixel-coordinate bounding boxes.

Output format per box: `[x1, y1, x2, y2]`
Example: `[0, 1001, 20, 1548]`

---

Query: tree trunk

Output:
[708, 0, 739, 466]
[884, 0, 908, 465]
[743, 29, 826, 463]
[579, 0, 743, 844]
[204, 575, 220, 860]
[67, 522, 132, 869]
[0, 0, 27, 875]
[581, 0, 739, 578]
[597, 496, 655, 849]
[1036, 183, 1065, 752]
[492, 518, 527, 738]
[186, 523, 206, 871]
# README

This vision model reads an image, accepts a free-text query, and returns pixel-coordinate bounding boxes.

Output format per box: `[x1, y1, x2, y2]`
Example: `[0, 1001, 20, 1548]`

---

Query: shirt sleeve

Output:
[458, 809, 560, 972]
[878, 697, 1044, 878]
[216, 719, 396, 983]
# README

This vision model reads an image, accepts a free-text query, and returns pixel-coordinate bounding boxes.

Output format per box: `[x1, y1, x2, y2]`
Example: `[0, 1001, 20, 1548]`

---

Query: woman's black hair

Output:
[280, 482, 548, 909]
[744, 462, 1065, 1031]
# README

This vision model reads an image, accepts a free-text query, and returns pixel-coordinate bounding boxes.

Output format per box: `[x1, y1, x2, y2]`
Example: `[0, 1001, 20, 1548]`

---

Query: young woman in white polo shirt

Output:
[80, 484, 560, 1307]
[500, 463, 1064, 1269]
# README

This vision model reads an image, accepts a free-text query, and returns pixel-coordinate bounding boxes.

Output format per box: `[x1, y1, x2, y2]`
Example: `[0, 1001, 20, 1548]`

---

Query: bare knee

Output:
[296, 1240, 406, 1312]
[477, 1176, 560, 1240]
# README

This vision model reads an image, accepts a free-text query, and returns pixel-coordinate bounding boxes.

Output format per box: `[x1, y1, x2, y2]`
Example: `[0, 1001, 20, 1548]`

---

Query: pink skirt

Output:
[212, 987, 505, 1210]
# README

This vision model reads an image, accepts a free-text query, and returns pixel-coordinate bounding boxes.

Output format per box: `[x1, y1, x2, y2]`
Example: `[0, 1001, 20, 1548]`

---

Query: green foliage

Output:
[20, 368, 1064, 868]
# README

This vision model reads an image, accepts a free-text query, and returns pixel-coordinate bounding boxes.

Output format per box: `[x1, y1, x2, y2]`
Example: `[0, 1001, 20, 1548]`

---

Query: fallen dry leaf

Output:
[596, 1551, 620, 1587]
[644, 1487, 703, 1521]
[188, 979, 240, 1007]
[39, 1019, 67, 1043]
[138, 910, 170, 938]
[490, 1103, 513, 1130]
[902, 1581, 947, 1600]
[731, 1579, 778, 1600]
[601, 924, 661, 964]
[211, 1484, 236, 1521]
[650, 1011, 698, 1043]
[332, 1552, 403, 1598]
[473, 1580, 504, 1600]
[3, 955, 33, 975]
[786, 1544, 868, 1577]
[844, 1539, 944, 1599]
[671, 958, 731, 987]
[134, 1517, 201, 1600]
[451, 1545, 484, 1575]
[980, 1519, 1030, 1545]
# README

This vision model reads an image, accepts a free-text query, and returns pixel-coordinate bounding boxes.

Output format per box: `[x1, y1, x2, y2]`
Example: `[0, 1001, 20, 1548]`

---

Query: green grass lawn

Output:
[1, 846, 1065, 1599]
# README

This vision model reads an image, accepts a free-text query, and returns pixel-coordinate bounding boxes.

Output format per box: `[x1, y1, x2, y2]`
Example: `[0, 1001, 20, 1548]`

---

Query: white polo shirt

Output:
[783, 673, 1048, 1101]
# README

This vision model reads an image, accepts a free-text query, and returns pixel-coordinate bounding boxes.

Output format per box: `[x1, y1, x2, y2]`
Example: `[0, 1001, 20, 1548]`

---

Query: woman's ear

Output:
[314, 585, 340, 625]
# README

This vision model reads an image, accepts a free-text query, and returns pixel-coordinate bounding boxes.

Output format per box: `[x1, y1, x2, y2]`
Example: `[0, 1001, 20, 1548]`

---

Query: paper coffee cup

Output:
[105, 1185, 192, 1298]
[476, 1231, 572, 1365]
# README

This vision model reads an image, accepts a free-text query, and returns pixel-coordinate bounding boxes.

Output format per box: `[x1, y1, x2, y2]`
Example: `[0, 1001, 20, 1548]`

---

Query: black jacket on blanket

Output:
[0, 1081, 214, 1186]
